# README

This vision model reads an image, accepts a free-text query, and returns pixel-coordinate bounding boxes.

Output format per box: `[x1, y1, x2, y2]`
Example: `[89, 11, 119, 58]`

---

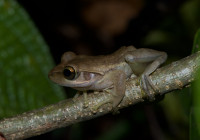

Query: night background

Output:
[1, 0, 200, 139]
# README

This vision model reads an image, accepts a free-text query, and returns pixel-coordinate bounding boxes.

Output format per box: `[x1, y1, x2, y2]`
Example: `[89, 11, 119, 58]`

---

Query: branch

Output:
[0, 52, 200, 140]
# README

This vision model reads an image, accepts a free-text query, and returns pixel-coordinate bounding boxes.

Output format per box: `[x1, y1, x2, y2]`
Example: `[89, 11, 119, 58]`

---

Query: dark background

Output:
[16, 0, 200, 139]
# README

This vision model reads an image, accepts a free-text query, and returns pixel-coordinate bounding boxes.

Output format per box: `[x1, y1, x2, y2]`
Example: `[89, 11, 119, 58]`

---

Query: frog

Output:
[48, 46, 167, 111]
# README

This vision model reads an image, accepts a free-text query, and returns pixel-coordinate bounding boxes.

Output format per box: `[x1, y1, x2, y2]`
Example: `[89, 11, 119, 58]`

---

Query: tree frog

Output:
[48, 46, 167, 111]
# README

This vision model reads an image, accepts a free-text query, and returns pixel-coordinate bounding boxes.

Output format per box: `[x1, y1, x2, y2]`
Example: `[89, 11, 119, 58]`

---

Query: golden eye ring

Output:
[63, 66, 76, 80]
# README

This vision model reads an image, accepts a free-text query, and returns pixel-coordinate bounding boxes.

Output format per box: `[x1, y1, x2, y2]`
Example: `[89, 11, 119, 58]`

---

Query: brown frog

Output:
[48, 46, 167, 111]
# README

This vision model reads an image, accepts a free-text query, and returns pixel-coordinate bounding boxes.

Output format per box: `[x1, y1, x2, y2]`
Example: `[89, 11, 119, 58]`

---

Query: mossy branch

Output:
[0, 52, 200, 140]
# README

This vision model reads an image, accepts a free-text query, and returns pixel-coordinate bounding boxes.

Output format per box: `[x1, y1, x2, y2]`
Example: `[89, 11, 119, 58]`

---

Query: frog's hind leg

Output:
[125, 48, 167, 100]
[140, 51, 167, 100]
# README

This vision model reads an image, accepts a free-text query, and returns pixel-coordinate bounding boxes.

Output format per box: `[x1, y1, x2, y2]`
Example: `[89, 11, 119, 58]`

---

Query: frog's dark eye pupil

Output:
[63, 66, 76, 80]
[63, 69, 71, 76]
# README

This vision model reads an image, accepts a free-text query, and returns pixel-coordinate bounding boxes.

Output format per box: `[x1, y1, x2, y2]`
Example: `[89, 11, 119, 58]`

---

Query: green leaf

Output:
[0, 0, 65, 117]
[191, 28, 200, 139]
[190, 108, 200, 140]
[192, 28, 200, 53]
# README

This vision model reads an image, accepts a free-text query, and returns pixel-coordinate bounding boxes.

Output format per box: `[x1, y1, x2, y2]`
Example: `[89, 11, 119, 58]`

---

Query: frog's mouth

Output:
[65, 80, 92, 87]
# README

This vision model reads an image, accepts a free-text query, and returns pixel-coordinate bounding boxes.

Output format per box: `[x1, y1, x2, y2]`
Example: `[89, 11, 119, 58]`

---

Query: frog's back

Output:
[68, 46, 136, 74]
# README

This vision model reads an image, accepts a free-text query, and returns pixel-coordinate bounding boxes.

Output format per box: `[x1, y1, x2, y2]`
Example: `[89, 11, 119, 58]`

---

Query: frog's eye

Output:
[63, 66, 77, 80]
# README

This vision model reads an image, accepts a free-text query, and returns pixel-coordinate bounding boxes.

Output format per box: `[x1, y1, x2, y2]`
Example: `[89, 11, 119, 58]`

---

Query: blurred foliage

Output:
[191, 28, 200, 139]
[180, 0, 200, 36]
[159, 89, 190, 140]
[0, 0, 65, 118]
[192, 29, 200, 53]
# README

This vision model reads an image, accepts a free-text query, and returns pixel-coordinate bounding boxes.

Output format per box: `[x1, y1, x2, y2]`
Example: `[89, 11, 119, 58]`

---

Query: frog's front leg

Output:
[72, 91, 89, 108]
[72, 91, 80, 103]
[91, 70, 126, 113]
[111, 70, 126, 110]
[83, 91, 89, 108]
[125, 48, 167, 100]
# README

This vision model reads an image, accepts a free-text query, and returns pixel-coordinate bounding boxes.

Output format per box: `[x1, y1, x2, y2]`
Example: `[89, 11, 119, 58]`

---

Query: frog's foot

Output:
[89, 95, 123, 114]
[141, 74, 159, 101]
[90, 100, 120, 114]
[90, 90, 120, 114]
[92, 90, 110, 112]
[90, 99, 112, 113]
[103, 89, 123, 114]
